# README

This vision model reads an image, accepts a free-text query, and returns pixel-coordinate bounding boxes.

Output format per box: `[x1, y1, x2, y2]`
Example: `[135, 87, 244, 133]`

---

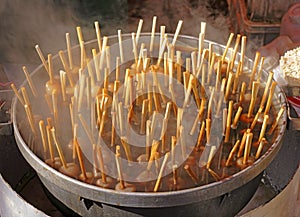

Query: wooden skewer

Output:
[221, 33, 234, 64]
[116, 57, 120, 81]
[160, 118, 168, 153]
[157, 36, 168, 67]
[99, 110, 106, 137]
[159, 26, 166, 51]
[21, 87, 31, 109]
[232, 62, 242, 94]
[247, 81, 260, 118]
[24, 104, 36, 135]
[168, 45, 174, 88]
[46, 125, 55, 162]
[248, 51, 260, 90]
[197, 33, 204, 69]
[183, 75, 194, 108]
[268, 105, 285, 135]
[52, 89, 58, 125]
[183, 71, 190, 97]
[171, 136, 177, 167]
[154, 152, 170, 192]
[196, 121, 206, 150]
[51, 127, 67, 168]
[171, 164, 179, 190]
[240, 36, 247, 70]
[179, 125, 187, 160]
[237, 129, 251, 158]
[215, 59, 222, 90]
[256, 57, 265, 83]
[135, 19, 143, 45]
[153, 86, 162, 112]
[22, 66, 38, 97]
[239, 82, 246, 104]
[206, 145, 217, 169]
[223, 108, 227, 136]
[229, 34, 241, 71]
[255, 138, 267, 159]
[231, 106, 243, 129]
[35, 45, 49, 74]
[95, 144, 107, 184]
[87, 64, 95, 100]
[215, 79, 226, 118]
[225, 100, 233, 142]
[206, 118, 212, 145]
[161, 53, 168, 81]
[77, 74, 86, 112]
[197, 21, 206, 66]
[105, 46, 111, 72]
[207, 87, 215, 119]
[250, 107, 263, 130]
[99, 36, 108, 70]
[39, 120, 48, 157]
[120, 137, 133, 162]
[66, 33, 74, 70]
[47, 54, 55, 85]
[115, 145, 125, 189]
[258, 115, 269, 143]
[71, 123, 77, 162]
[207, 53, 216, 84]
[243, 131, 253, 165]
[59, 70, 67, 103]
[80, 40, 87, 69]
[147, 140, 160, 171]
[92, 49, 101, 82]
[207, 168, 221, 181]
[226, 139, 240, 166]
[172, 20, 183, 46]
[140, 99, 149, 134]
[11, 83, 25, 106]
[224, 71, 234, 102]
[185, 164, 200, 185]
[94, 21, 102, 53]
[131, 33, 138, 64]
[259, 71, 273, 110]
[110, 111, 116, 147]
[191, 51, 197, 76]
[196, 49, 209, 79]
[146, 120, 152, 161]
[117, 30, 124, 64]
[104, 67, 109, 91]
[59, 50, 75, 87]
[164, 101, 172, 120]
[74, 137, 88, 180]
[78, 113, 96, 145]
[190, 100, 205, 136]
[192, 78, 202, 109]
[76, 26, 84, 44]
[264, 81, 277, 115]
[176, 108, 184, 139]
[118, 102, 125, 137]
[150, 16, 157, 53]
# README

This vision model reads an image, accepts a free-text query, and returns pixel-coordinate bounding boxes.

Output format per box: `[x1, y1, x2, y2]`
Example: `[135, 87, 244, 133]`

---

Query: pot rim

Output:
[12, 33, 288, 208]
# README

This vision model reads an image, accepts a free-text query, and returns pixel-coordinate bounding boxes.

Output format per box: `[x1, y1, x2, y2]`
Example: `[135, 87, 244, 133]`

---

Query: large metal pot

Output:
[12, 33, 287, 216]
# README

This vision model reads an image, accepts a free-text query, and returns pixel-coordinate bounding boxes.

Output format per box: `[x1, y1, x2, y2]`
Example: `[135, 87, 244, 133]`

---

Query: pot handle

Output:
[284, 86, 300, 130]
[287, 103, 300, 130]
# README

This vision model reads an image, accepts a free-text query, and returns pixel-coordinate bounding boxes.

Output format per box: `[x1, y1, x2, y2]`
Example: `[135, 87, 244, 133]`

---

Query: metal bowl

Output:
[12, 33, 287, 217]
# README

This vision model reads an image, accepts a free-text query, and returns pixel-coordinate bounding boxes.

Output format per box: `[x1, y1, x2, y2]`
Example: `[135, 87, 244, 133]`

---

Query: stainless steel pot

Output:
[12, 33, 287, 217]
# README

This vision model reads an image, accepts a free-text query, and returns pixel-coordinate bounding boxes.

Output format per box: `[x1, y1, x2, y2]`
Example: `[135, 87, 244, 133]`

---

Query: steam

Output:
[0, 0, 127, 65]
